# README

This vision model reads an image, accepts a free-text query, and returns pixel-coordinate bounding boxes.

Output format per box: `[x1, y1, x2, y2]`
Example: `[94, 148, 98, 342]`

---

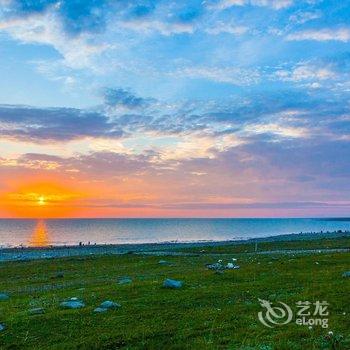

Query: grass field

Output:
[0, 238, 349, 349]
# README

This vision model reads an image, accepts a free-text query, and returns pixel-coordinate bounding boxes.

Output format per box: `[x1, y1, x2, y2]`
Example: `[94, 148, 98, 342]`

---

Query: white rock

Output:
[100, 300, 121, 309]
[94, 307, 108, 313]
[163, 278, 183, 289]
[60, 300, 85, 309]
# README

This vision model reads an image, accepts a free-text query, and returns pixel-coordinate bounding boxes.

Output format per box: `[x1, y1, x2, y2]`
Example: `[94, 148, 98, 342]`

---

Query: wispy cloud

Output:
[174, 66, 260, 85]
[119, 19, 195, 36]
[0, 10, 109, 68]
[275, 63, 336, 82]
[209, 0, 293, 10]
[205, 22, 249, 35]
[286, 28, 350, 42]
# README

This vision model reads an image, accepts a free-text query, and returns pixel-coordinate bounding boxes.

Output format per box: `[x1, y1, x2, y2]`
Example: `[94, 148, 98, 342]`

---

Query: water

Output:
[0, 218, 349, 247]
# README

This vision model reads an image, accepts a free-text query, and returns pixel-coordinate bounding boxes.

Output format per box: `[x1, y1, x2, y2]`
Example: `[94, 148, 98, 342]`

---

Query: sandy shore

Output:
[0, 230, 349, 262]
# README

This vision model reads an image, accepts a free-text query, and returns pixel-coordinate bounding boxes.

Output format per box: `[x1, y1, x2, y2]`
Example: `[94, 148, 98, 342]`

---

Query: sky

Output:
[0, 0, 349, 218]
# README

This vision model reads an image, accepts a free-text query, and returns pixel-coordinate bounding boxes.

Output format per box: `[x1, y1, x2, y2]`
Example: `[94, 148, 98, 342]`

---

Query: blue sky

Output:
[0, 0, 349, 217]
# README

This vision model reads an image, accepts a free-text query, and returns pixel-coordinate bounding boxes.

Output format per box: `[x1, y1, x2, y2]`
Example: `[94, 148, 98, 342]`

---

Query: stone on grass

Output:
[206, 263, 224, 270]
[29, 307, 45, 315]
[342, 271, 350, 278]
[118, 277, 132, 285]
[226, 263, 240, 270]
[0, 293, 9, 301]
[60, 299, 85, 309]
[52, 272, 64, 279]
[0, 324, 5, 332]
[159, 260, 172, 266]
[94, 307, 108, 313]
[163, 278, 183, 289]
[100, 300, 121, 309]
[207, 262, 240, 270]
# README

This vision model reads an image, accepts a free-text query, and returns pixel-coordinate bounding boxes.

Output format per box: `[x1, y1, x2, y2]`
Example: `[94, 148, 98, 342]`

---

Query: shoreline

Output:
[0, 230, 349, 262]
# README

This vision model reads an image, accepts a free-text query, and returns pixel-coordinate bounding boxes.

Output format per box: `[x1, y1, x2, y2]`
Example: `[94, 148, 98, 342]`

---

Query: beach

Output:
[1, 229, 349, 262]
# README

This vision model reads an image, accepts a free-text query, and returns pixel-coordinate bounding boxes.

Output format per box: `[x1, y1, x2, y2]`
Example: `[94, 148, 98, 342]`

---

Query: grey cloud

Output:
[0, 105, 123, 142]
[102, 88, 153, 109]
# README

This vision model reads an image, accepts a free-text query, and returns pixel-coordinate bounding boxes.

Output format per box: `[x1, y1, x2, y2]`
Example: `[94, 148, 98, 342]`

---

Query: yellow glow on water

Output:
[29, 220, 50, 247]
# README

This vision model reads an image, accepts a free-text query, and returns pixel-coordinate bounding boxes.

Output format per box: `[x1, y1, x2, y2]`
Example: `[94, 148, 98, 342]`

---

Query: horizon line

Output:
[0, 216, 349, 220]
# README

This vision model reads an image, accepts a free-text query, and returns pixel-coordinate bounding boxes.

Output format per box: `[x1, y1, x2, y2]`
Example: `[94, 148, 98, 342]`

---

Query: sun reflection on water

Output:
[29, 220, 50, 247]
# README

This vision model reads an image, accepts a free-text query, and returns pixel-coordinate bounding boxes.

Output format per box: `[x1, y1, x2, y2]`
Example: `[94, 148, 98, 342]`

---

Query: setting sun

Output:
[2, 181, 86, 218]
[38, 196, 46, 206]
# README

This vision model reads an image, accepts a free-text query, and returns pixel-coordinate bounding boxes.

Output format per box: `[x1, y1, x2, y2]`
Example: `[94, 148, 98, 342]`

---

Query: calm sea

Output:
[0, 218, 349, 247]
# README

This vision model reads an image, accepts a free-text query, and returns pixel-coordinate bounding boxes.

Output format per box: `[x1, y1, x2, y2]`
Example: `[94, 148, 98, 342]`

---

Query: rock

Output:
[118, 277, 132, 285]
[29, 307, 45, 315]
[342, 271, 350, 278]
[53, 272, 64, 279]
[0, 324, 5, 332]
[226, 263, 240, 270]
[159, 260, 172, 266]
[163, 278, 183, 289]
[93, 307, 108, 313]
[207, 262, 240, 270]
[60, 300, 85, 309]
[0, 293, 9, 301]
[206, 263, 224, 270]
[100, 300, 121, 309]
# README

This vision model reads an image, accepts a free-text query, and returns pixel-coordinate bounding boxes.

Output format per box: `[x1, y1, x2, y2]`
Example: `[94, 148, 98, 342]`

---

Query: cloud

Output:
[1, 85, 350, 162]
[159, 201, 350, 210]
[289, 11, 321, 24]
[1, 0, 111, 35]
[102, 88, 153, 110]
[286, 28, 350, 42]
[0, 9, 108, 68]
[205, 22, 248, 35]
[209, 0, 293, 10]
[174, 66, 260, 85]
[245, 123, 309, 138]
[119, 19, 195, 36]
[272, 57, 350, 90]
[275, 64, 336, 82]
[0, 105, 123, 142]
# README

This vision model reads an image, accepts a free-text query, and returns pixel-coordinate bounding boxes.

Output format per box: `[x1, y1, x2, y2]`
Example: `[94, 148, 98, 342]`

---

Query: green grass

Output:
[0, 238, 349, 349]
[173, 237, 350, 254]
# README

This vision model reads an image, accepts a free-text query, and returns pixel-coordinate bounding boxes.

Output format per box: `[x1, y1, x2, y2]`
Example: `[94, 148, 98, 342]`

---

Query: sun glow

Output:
[38, 196, 46, 206]
[3, 181, 85, 218]
[29, 220, 50, 247]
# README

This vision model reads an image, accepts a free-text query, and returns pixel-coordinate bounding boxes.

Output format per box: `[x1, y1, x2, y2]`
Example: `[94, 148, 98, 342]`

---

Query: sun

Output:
[2, 180, 86, 218]
[38, 196, 46, 206]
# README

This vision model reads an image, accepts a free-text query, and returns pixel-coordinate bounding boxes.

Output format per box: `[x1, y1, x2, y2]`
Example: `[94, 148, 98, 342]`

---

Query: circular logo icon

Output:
[258, 298, 293, 328]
